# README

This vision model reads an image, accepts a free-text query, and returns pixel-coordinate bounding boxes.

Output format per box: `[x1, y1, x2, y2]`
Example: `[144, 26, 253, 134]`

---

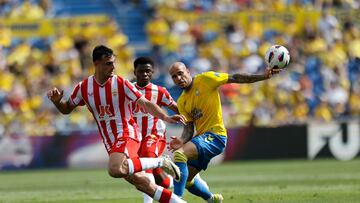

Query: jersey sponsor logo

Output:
[112, 90, 118, 96]
[146, 137, 156, 147]
[99, 105, 115, 120]
[191, 108, 203, 120]
[115, 140, 125, 148]
[88, 92, 94, 97]
[214, 72, 220, 77]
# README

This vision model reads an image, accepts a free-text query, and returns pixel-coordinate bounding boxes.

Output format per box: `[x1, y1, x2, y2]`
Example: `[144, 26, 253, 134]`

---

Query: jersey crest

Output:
[191, 108, 203, 120]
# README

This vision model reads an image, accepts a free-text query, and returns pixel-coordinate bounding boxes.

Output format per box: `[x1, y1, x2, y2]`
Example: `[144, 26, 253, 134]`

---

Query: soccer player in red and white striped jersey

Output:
[47, 45, 186, 203]
[130, 57, 178, 203]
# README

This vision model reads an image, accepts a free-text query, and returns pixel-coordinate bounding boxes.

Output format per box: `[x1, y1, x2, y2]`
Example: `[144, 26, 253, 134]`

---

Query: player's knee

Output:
[108, 167, 126, 178]
[174, 150, 188, 163]
[108, 162, 128, 178]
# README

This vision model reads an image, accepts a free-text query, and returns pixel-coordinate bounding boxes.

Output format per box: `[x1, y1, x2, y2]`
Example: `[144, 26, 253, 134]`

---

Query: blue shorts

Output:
[188, 132, 227, 171]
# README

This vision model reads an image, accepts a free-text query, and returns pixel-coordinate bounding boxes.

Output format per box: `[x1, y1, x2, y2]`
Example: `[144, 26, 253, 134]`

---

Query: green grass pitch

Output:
[1, 159, 359, 203]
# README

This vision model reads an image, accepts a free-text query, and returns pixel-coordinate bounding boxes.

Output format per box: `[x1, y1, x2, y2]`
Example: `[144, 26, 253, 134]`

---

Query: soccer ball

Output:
[265, 45, 290, 69]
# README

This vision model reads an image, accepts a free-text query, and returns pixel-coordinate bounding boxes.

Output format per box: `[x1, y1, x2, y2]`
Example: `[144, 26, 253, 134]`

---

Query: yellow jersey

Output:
[177, 71, 228, 137]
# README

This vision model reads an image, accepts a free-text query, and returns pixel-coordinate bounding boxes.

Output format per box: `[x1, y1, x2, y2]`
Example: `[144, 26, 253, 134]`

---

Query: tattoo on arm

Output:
[181, 122, 194, 143]
[228, 73, 269, 84]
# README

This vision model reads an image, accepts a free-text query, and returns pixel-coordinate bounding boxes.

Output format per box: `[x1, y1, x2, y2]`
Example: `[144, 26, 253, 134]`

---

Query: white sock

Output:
[153, 186, 164, 202]
[127, 158, 162, 175]
[170, 194, 187, 203]
[143, 173, 155, 203]
[153, 186, 186, 203]
[139, 158, 162, 169]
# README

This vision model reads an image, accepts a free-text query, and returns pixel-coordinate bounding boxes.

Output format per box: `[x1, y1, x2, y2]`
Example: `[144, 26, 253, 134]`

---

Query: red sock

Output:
[160, 176, 171, 188]
[153, 167, 163, 176]
[159, 188, 172, 203]
[154, 186, 182, 203]
[129, 157, 142, 173]
[154, 168, 171, 188]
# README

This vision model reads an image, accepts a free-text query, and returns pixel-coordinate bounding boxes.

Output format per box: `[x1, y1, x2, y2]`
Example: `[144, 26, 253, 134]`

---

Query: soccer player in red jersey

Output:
[47, 45, 186, 203]
[130, 57, 178, 203]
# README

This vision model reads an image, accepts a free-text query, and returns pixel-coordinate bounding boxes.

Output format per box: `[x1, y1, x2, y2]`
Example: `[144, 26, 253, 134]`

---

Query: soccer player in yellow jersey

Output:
[168, 62, 279, 202]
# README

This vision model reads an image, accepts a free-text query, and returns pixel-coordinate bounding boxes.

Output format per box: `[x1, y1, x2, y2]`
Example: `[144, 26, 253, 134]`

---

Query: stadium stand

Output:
[0, 0, 359, 137]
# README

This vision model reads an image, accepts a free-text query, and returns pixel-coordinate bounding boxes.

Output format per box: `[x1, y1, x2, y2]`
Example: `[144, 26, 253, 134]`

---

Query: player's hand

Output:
[47, 87, 64, 104]
[163, 114, 187, 125]
[265, 67, 281, 79]
[168, 136, 184, 152]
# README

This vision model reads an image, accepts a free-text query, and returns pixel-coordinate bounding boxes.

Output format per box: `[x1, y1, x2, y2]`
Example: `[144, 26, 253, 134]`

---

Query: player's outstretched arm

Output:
[47, 87, 77, 114]
[169, 122, 194, 151]
[227, 68, 280, 84]
[137, 96, 186, 124]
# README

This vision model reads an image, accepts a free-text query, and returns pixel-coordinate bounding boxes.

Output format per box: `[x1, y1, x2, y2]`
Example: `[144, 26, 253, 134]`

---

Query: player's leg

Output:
[107, 137, 180, 179]
[108, 150, 170, 178]
[154, 168, 173, 188]
[139, 135, 159, 203]
[185, 166, 212, 200]
[143, 169, 156, 203]
[139, 135, 173, 202]
[154, 137, 173, 188]
[139, 134, 173, 189]
[173, 141, 198, 197]
[126, 171, 186, 203]
[185, 133, 227, 203]
[185, 167, 223, 202]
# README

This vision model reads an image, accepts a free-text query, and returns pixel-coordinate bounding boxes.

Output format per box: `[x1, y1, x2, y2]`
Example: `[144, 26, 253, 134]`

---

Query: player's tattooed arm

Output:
[228, 69, 279, 84]
[169, 121, 193, 151]
[181, 122, 194, 143]
[228, 73, 270, 83]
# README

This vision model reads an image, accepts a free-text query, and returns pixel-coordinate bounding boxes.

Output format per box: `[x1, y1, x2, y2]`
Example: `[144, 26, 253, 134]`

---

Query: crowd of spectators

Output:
[145, 0, 360, 127]
[0, 0, 359, 137]
[145, 0, 360, 12]
[0, 0, 53, 18]
[0, 0, 136, 136]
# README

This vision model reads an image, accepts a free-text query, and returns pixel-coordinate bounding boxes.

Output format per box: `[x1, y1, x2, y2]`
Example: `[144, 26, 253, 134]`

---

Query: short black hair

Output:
[92, 45, 114, 62]
[133, 57, 154, 69]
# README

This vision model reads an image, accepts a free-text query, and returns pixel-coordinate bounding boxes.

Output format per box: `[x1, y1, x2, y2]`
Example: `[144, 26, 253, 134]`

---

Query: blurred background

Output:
[0, 0, 359, 170]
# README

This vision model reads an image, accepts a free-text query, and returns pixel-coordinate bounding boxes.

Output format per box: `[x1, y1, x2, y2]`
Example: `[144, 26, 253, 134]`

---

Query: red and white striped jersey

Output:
[131, 83, 174, 139]
[70, 75, 143, 152]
